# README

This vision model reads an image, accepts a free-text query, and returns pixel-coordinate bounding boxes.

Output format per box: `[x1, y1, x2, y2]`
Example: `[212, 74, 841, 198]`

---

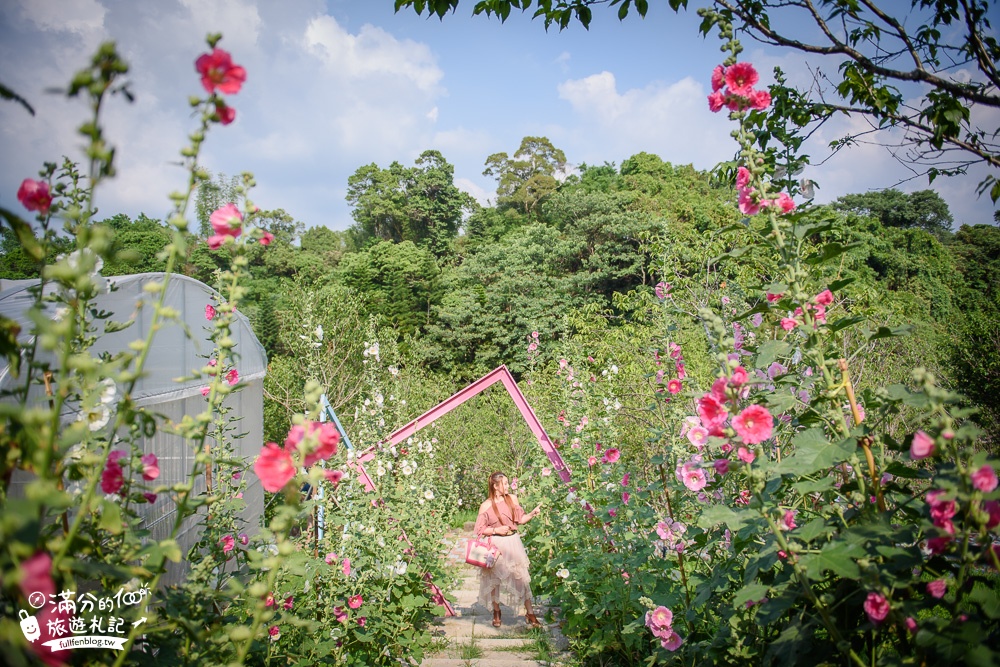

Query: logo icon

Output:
[27, 591, 46, 609]
[19, 610, 40, 643]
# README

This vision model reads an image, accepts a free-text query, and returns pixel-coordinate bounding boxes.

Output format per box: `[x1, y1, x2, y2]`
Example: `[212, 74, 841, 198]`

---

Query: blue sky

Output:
[0, 0, 995, 233]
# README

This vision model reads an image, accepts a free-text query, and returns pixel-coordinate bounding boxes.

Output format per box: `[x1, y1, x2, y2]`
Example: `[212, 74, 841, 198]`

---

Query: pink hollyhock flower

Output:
[622, 492, 630, 505]
[325, 552, 338, 565]
[201, 386, 211, 397]
[984, 500, 1000, 529]
[737, 447, 755, 464]
[926, 579, 947, 599]
[813, 304, 827, 325]
[101, 458, 125, 495]
[782, 510, 797, 531]
[17, 178, 53, 214]
[720, 442, 733, 454]
[676, 363, 687, 379]
[687, 425, 709, 448]
[284, 424, 306, 450]
[682, 465, 708, 492]
[210, 203, 243, 238]
[729, 366, 748, 387]
[305, 422, 339, 466]
[588, 456, 598, 467]
[667, 378, 683, 394]
[646, 606, 673, 629]
[260, 232, 275, 246]
[254, 442, 296, 493]
[771, 192, 795, 213]
[541, 467, 551, 477]
[334, 606, 347, 623]
[711, 65, 726, 91]
[239, 533, 249, 546]
[283, 595, 294, 610]
[750, 89, 772, 110]
[342, 557, 351, 577]
[268, 625, 280, 641]
[608, 508, 618, 518]
[195, 48, 247, 94]
[766, 292, 784, 302]
[143, 492, 157, 504]
[205, 304, 216, 320]
[710, 377, 728, 402]
[214, 101, 236, 125]
[324, 469, 344, 486]
[357, 616, 366, 627]
[780, 318, 797, 331]
[738, 187, 762, 215]
[725, 62, 759, 96]
[220, 535, 235, 553]
[864, 592, 890, 623]
[265, 592, 276, 607]
[654, 281, 671, 299]
[972, 465, 998, 492]
[910, 430, 935, 459]
[660, 630, 683, 651]
[140, 453, 160, 481]
[707, 90, 725, 112]
[232, 470, 241, 480]
[926, 536, 952, 555]
[736, 166, 752, 189]
[527, 342, 538, 351]
[603, 448, 621, 464]
[714, 459, 730, 475]
[655, 521, 671, 541]
[348, 594, 363, 609]
[226, 368, 239, 386]
[19, 551, 55, 600]
[621, 472, 630, 486]
[905, 617, 917, 633]
[531, 331, 539, 339]
[697, 394, 727, 430]
[814, 289, 834, 306]
[733, 405, 774, 444]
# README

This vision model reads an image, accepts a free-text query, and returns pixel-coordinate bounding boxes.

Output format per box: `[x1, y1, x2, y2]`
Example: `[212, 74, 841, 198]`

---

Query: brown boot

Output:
[492, 604, 502, 627]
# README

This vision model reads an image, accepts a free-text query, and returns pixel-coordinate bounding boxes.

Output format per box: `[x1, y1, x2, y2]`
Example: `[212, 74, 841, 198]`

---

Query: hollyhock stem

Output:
[838, 359, 885, 512]
[658, 463, 692, 613]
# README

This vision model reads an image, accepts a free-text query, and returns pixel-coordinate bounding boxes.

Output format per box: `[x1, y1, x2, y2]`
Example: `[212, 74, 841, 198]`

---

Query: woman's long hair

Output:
[487, 471, 517, 522]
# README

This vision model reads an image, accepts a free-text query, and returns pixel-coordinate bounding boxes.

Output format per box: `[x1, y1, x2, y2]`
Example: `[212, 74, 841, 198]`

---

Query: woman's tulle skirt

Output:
[476, 533, 534, 608]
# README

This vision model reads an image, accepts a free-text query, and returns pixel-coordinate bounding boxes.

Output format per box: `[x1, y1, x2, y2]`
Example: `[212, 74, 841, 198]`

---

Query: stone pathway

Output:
[419, 531, 569, 667]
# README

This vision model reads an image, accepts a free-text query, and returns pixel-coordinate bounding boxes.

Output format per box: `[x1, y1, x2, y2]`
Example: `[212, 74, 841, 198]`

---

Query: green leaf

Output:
[827, 316, 865, 333]
[791, 477, 835, 495]
[773, 429, 854, 476]
[99, 499, 123, 535]
[795, 517, 833, 543]
[733, 582, 770, 608]
[866, 325, 913, 341]
[884, 461, 930, 480]
[828, 277, 855, 292]
[756, 340, 791, 369]
[804, 242, 860, 265]
[698, 505, 752, 531]
[801, 541, 862, 580]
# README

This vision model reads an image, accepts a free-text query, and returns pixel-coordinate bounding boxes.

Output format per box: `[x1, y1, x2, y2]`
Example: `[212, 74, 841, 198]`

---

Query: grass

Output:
[449, 509, 478, 529]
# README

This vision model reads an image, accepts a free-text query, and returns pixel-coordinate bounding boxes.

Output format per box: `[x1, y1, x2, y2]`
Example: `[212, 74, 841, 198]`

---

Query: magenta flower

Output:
[737, 447, 755, 464]
[342, 557, 351, 577]
[207, 203, 243, 249]
[863, 592, 890, 623]
[769, 191, 795, 213]
[265, 593, 276, 607]
[766, 292, 784, 303]
[621, 472, 629, 486]
[357, 616, 366, 627]
[926, 579, 947, 599]
[603, 448, 621, 464]
[738, 187, 762, 216]
[697, 394, 727, 431]
[711, 65, 726, 91]
[713, 459, 730, 475]
[814, 289, 834, 306]
[910, 431, 935, 460]
[205, 304, 216, 320]
[226, 368, 239, 386]
[238, 533, 249, 546]
[325, 552, 337, 565]
[971, 465, 998, 492]
[260, 231, 275, 246]
[220, 535, 235, 553]
[283, 595, 294, 610]
[736, 166, 752, 189]
[254, 442, 296, 493]
[622, 492, 630, 505]
[101, 458, 125, 495]
[19, 551, 55, 601]
[334, 606, 347, 623]
[268, 625, 280, 641]
[750, 89, 772, 110]
[707, 90, 725, 112]
[780, 317, 797, 331]
[143, 492, 157, 504]
[733, 405, 774, 444]
[724, 62, 759, 96]
[140, 453, 160, 481]
[984, 500, 1000, 529]
[729, 366, 748, 387]
[214, 101, 236, 125]
[348, 594, 363, 609]
[782, 510, 797, 531]
[201, 386, 211, 397]
[654, 281, 671, 299]
[325, 469, 344, 486]
[667, 379, 682, 394]
[17, 178, 53, 214]
[195, 48, 247, 94]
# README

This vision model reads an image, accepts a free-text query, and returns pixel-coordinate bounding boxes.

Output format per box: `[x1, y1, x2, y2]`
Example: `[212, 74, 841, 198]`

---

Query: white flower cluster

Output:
[362, 341, 380, 362]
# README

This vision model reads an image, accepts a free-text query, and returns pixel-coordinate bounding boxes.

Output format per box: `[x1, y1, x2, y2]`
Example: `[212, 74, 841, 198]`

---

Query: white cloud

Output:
[455, 177, 492, 207]
[178, 0, 262, 53]
[426, 106, 439, 122]
[16, 0, 106, 35]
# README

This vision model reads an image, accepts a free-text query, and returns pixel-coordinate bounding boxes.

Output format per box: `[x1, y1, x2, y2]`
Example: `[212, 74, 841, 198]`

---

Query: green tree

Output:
[195, 172, 241, 237]
[833, 189, 954, 239]
[483, 136, 568, 215]
[99, 213, 172, 275]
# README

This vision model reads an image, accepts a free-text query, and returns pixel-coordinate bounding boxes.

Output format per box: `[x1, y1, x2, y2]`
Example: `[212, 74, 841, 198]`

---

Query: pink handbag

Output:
[465, 536, 502, 568]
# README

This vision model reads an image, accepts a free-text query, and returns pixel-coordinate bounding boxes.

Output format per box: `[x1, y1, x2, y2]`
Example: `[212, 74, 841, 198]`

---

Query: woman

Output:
[473, 471, 543, 628]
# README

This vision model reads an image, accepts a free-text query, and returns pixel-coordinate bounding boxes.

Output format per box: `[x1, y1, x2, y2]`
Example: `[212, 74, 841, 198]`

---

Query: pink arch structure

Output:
[349, 365, 570, 493]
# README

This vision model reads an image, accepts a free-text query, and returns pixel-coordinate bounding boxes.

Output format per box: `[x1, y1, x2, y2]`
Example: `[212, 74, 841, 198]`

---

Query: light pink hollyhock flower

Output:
[140, 453, 160, 481]
[655, 522, 672, 541]
[697, 394, 727, 430]
[737, 447, 756, 464]
[733, 405, 774, 444]
[780, 317, 797, 331]
[682, 465, 708, 492]
[260, 232, 275, 246]
[667, 378, 683, 394]
[711, 65, 726, 91]
[782, 510, 797, 531]
[771, 192, 795, 213]
[101, 458, 125, 495]
[334, 606, 347, 623]
[304, 422, 340, 466]
[926, 579, 947, 599]
[738, 187, 761, 216]
[750, 89, 772, 110]
[205, 304, 216, 320]
[910, 430, 935, 459]
[687, 425, 709, 448]
[646, 606, 673, 629]
[707, 90, 725, 112]
[814, 289, 834, 306]
[220, 535, 235, 553]
[660, 630, 683, 651]
[972, 465, 998, 492]
[588, 456, 598, 467]
[622, 492, 630, 505]
[342, 557, 351, 577]
[17, 178, 53, 214]
[541, 467, 551, 477]
[201, 386, 211, 397]
[348, 595, 363, 609]
[268, 625, 280, 641]
[195, 48, 247, 94]
[226, 368, 239, 386]
[864, 592, 890, 623]
[603, 448, 621, 463]
[654, 282, 671, 299]
[813, 304, 827, 325]
[325, 552, 337, 565]
[254, 442, 296, 493]
[714, 459, 730, 475]
[736, 166, 752, 189]
[214, 101, 236, 125]
[527, 342, 538, 351]
[531, 330, 539, 339]
[725, 62, 759, 96]
[210, 203, 243, 238]
[324, 469, 344, 486]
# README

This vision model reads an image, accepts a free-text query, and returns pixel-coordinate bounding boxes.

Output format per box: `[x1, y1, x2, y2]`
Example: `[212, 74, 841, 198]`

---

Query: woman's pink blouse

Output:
[474, 496, 525, 535]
